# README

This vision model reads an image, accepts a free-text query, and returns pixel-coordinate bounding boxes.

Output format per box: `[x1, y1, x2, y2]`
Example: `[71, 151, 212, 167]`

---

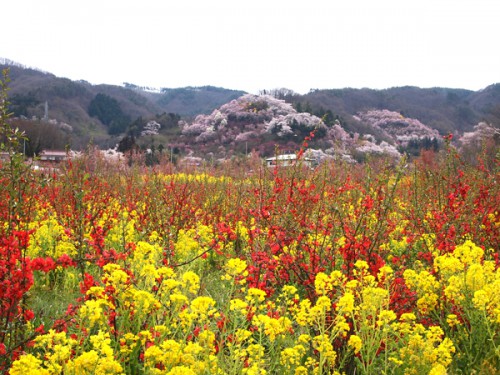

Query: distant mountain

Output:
[1, 61, 245, 148]
[152, 86, 246, 116]
[289, 85, 500, 135]
[1, 59, 499, 159]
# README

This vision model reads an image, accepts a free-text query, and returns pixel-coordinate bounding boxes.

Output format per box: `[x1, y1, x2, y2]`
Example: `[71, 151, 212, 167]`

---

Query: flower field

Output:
[1, 144, 499, 375]
[1, 73, 500, 375]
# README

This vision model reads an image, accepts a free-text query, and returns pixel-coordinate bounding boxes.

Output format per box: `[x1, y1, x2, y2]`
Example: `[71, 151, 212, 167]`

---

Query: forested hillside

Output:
[1, 60, 499, 158]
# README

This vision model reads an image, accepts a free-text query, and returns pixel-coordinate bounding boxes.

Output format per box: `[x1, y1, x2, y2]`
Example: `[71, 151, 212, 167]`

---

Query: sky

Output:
[2, 0, 499, 94]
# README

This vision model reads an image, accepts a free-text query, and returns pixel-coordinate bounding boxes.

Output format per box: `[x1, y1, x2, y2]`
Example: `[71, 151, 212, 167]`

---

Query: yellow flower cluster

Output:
[230, 298, 249, 315]
[100, 205, 141, 250]
[312, 334, 337, 366]
[144, 339, 221, 374]
[403, 269, 439, 314]
[246, 287, 267, 304]
[252, 314, 292, 342]
[131, 241, 164, 282]
[182, 271, 200, 295]
[79, 298, 110, 329]
[434, 240, 500, 324]
[242, 344, 267, 375]
[27, 216, 76, 258]
[222, 258, 248, 283]
[12, 330, 123, 375]
[394, 324, 455, 374]
[280, 344, 306, 370]
[348, 334, 362, 354]
[314, 270, 344, 296]
[235, 220, 250, 243]
[174, 223, 212, 262]
[9, 355, 49, 375]
[180, 296, 217, 326]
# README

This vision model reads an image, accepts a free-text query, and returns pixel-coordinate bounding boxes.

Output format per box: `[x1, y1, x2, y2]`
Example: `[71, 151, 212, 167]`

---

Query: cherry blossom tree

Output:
[356, 109, 440, 145]
[459, 122, 500, 149]
[181, 94, 325, 144]
[458, 122, 500, 166]
[265, 112, 326, 137]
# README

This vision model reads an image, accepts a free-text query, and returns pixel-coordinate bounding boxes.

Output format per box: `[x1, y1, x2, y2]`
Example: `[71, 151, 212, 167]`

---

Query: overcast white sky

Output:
[2, 0, 499, 94]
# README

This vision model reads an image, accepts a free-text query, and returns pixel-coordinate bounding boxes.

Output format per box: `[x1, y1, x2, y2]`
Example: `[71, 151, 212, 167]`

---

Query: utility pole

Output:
[43, 101, 48, 121]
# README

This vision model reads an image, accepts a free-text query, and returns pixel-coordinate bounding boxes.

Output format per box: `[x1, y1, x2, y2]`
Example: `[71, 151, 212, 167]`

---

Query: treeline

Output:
[3, 119, 70, 156]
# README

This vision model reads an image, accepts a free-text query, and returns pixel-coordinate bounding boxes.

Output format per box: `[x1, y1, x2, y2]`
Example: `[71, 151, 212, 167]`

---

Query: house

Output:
[265, 153, 316, 169]
[39, 150, 68, 163]
[32, 150, 69, 174]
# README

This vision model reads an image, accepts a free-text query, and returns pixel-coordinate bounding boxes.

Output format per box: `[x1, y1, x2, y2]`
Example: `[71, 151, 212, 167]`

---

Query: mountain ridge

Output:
[1, 60, 499, 159]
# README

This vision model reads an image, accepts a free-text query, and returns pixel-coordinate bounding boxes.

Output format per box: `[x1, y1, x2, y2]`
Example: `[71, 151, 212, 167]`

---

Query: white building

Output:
[265, 153, 316, 168]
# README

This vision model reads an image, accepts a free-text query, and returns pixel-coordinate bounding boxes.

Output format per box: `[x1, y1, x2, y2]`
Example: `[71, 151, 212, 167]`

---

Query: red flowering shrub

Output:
[0, 231, 35, 370]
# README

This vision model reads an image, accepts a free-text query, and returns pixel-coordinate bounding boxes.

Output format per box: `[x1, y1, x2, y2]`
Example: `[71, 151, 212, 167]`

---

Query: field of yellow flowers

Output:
[1, 73, 500, 375]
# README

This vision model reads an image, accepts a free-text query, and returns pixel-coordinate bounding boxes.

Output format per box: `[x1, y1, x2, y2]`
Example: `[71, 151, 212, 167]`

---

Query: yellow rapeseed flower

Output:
[377, 309, 397, 327]
[224, 258, 248, 278]
[294, 299, 312, 327]
[453, 240, 484, 266]
[246, 287, 267, 304]
[198, 329, 216, 351]
[144, 344, 163, 368]
[190, 296, 217, 321]
[336, 292, 355, 314]
[252, 314, 292, 342]
[182, 271, 200, 295]
[446, 314, 460, 327]
[354, 260, 369, 272]
[234, 328, 253, 345]
[69, 350, 100, 374]
[133, 290, 161, 317]
[160, 340, 183, 367]
[166, 365, 197, 375]
[9, 354, 49, 375]
[312, 334, 337, 364]
[334, 315, 351, 337]
[230, 298, 249, 315]
[377, 265, 394, 283]
[360, 286, 389, 313]
[348, 334, 363, 354]
[315, 272, 333, 295]
[428, 364, 447, 375]
[79, 299, 108, 328]
[280, 345, 306, 368]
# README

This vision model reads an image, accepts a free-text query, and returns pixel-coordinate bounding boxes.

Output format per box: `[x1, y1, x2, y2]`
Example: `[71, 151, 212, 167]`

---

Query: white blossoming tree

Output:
[181, 94, 325, 146]
[357, 109, 440, 146]
[458, 122, 500, 165]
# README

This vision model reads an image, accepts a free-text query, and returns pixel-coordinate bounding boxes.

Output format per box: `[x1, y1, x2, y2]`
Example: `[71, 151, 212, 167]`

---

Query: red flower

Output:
[32, 257, 56, 272]
[23, 309, 35, 321]
[35, 324, 45, 334]
[57, 254, 77, 268]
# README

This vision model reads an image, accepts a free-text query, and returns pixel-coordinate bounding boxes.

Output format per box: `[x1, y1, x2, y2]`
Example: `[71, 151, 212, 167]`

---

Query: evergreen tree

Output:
[88, 93, 130, 135]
